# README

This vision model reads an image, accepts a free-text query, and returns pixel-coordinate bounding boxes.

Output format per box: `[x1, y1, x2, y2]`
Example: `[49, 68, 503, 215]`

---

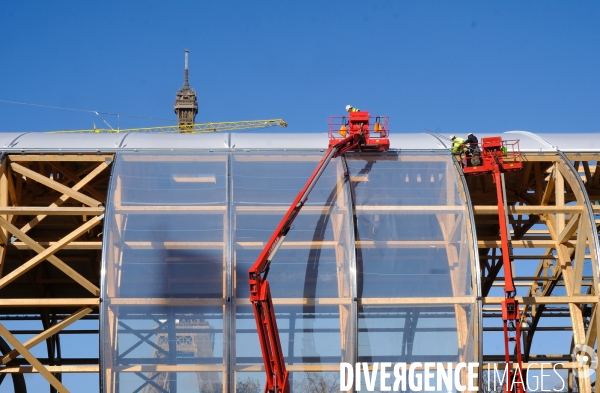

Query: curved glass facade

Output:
[101, 150, 478, 393]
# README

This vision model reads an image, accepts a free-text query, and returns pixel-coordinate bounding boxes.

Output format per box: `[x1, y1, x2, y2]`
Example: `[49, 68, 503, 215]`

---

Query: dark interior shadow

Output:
[300, 170, 341, 364]
[350, 159, 375, 363]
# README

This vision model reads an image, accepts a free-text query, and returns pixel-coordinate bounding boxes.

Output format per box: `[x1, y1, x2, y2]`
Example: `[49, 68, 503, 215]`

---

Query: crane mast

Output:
[461, 136, 525, 393]
[249, 111, 389, 393]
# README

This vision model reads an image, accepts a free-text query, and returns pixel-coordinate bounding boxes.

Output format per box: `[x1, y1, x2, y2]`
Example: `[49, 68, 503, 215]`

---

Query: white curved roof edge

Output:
[504, 131, 554, 151]
[0, 132, 447, 151]
[0, 133, 29, 149]
[231, 132, 447, 150]
[0, 131, 598, 152]
[433, 131, 555, 152]
[532, 133, 600, 152]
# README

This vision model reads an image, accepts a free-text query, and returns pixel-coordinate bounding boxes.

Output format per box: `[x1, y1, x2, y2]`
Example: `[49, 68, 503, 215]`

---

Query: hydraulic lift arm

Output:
[493, 164, 526, 393]
[462, 137, 525, 393]
[249, 112, 389, 393]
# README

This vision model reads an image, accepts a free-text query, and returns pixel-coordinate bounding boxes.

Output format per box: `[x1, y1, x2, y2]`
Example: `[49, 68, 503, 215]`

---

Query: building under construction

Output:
[0, 129, 597, 392]
[0, 53, 599, 393]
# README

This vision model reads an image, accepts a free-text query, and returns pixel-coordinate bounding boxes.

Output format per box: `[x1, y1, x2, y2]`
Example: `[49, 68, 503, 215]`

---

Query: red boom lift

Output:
[460, 137, 526, 393]
[248, 111, 389, 393]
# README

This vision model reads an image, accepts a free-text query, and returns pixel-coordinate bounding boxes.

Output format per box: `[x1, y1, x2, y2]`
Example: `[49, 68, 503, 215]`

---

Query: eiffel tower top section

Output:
[174, 49, 198, 126]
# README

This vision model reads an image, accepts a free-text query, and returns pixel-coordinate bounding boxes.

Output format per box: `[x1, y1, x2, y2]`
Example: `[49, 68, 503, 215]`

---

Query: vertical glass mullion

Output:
[226, 152, 233, 393]
[100, 152, 118, 393]
[341, 156, 358, 392]
[453, 157, 483, 381]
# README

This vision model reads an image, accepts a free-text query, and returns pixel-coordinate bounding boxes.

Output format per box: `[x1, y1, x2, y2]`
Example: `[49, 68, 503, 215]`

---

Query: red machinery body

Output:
[249, 111, 389, 393]
[462, 136, 522, 176]
[329, 112, 389, 152]
[460, 137, 525, 393]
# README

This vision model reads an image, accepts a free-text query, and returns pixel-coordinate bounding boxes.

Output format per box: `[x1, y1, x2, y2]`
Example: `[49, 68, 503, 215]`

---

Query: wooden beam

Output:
[484, 296, 597, 305]
[19, 161, 109, 234]
[521, 155, 561, 163]
[473, 205, 583, 214]
[11, 241, 102, 250]
[1, 307, 93, 365]
[10, 163, 101, 207]
[0, 298, 99, 307]
[0, 159, 8, 277]
[9, 155, 113, 162]
[557, 214, 581, 244]
[122, 155, 227, 162]
[104, 297, 477, 307]
[0, 215, 102, 295]
[108, 298, 225, 306]
[115, 205, 226, 214]
[540, 167, 556, 206]
[235, 205, 333, 214]
[113, 365, 226, 373]
[0, 207, 104, 215]
[5, 167, 18, 208]
[124, 241, 224, 250]
[0, 365, 99, 373]
[478, 239, 563, 248]
[47, 161, 105, 201]
[0, 323, 69, 393]
[356, 206, 464, 213]
[361, 296, 473, 305]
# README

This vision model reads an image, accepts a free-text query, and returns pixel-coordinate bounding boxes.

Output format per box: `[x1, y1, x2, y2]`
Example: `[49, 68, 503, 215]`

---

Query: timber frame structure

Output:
[0, 131, 597, 393]
[468, 149, 600, 392]
[0, 152, 112, 393]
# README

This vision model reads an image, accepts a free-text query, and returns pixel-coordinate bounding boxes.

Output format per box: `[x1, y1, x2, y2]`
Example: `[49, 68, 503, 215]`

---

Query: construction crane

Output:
[47, 119, 288, 134]
[459, 137, 525, 393]
[249, 110, 389, 393]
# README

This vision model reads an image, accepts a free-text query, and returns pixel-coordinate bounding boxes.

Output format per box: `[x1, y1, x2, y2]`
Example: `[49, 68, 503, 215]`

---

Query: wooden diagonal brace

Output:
[540, 167, 555, 206]
[1, 307, 93, 365]
[0, 215, 102, 296]
[20, 161, 109, 235]
[10, 162, 101, 207]
[0, 323, 70, 393]
[47, 162, 105, 202]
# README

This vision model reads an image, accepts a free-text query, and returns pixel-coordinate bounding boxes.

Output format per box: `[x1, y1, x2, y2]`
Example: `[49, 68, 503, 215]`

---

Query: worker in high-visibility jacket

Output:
[450, 135, 466, 154]
[346, 105, 360, 113]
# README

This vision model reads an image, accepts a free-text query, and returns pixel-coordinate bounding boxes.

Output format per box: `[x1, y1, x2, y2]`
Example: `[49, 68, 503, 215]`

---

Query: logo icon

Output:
[571, 343, 598, 378]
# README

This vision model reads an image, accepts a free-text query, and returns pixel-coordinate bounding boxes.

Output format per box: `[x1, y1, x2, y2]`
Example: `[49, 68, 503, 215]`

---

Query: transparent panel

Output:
[102, 153, 228, 393]
[358, 305, 474, 363]
[100, 150, 478, 392]
[347, 152, 476, 365]
[231, 152, 354, 391]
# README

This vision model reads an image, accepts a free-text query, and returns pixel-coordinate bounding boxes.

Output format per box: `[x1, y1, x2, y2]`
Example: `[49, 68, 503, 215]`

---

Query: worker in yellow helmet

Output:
[346, 105, 360, 113]
[450, 135, 466, 154]
[450, 135, 467, 167]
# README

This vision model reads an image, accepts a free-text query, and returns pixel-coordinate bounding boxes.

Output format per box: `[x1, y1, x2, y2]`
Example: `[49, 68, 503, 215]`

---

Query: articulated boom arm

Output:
[249, 112, 389, 393]
[462, 137, 525, 393]
[493, 166, 525, 393]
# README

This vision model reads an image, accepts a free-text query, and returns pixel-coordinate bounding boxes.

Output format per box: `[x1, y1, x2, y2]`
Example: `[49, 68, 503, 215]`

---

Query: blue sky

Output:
[1, 1, 599, 135]
[0, 1, 599, 392]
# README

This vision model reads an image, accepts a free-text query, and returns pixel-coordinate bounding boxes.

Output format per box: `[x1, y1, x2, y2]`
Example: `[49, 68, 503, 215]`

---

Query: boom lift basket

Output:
[329, 112, 389, 152]
[461, 137, 522, 175]
[460, 136, 526, 393]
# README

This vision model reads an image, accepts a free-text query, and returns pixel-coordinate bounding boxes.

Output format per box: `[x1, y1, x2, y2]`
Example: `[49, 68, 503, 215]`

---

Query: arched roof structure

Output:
[0, 131, 597, 392]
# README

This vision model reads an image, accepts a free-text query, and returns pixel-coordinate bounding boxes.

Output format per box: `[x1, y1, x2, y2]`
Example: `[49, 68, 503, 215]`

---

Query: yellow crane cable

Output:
[48, 119, 288, 134]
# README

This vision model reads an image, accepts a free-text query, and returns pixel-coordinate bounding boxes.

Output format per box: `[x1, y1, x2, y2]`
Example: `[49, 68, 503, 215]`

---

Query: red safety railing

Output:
[328, 115, 389, 141]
